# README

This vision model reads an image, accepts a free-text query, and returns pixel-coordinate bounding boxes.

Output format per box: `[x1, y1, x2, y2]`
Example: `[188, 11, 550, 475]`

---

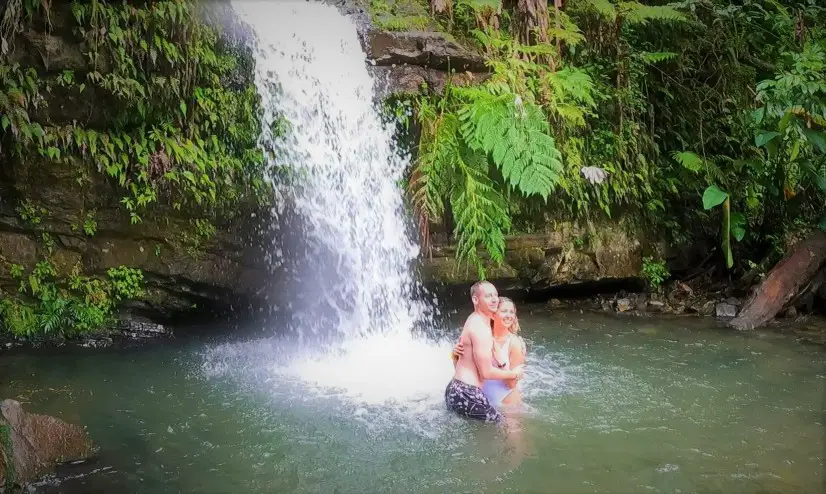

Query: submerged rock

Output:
[616, 298, 633, 313]
[716, 303, 738, 318]
[0, 400, 97, 488]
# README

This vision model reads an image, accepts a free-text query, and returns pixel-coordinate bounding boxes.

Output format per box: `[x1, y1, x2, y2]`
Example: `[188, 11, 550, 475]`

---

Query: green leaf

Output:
[777, 110, 796, 134]
[800, 160, 826, 193]
[702, 185, 728, 210]
[755, 130, 781, 148]
[672, 151, 703, 172]
[730, 212, 746, 242]
[802, 128, 826, 154]
[1, 115, 9, 131]
[819, 213, 826, 233]
[180, 101, 187, 116]
[752, 107, 765, 125]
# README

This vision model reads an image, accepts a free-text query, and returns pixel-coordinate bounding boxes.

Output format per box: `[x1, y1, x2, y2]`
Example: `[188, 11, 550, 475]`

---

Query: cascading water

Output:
[238, 0, 426, 338]
[202, 0, 459, 426]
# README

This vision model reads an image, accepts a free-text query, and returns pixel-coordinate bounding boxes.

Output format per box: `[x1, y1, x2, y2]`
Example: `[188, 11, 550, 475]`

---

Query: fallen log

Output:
[729, 230, 826, 330]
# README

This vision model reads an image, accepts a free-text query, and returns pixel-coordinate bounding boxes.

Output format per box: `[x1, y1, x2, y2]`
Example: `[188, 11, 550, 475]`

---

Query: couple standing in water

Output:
[445, 280, 526, 424]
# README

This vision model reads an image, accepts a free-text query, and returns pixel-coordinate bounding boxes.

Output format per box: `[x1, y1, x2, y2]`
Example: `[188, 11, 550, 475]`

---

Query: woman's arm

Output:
[505, 336, 526, 389]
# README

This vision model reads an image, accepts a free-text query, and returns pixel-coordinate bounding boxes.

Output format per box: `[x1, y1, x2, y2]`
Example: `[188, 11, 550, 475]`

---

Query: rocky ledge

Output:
[419, 220, 651, 292]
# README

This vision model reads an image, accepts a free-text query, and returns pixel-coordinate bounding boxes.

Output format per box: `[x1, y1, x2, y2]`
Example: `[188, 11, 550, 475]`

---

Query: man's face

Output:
[472, 282, 499, 317]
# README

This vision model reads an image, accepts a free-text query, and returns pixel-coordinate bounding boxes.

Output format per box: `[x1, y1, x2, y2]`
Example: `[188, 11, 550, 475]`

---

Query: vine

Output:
[0, 0, 268, 225]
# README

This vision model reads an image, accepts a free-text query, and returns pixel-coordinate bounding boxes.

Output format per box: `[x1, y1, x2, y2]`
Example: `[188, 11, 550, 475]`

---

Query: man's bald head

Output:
[470, 280, 499, 317]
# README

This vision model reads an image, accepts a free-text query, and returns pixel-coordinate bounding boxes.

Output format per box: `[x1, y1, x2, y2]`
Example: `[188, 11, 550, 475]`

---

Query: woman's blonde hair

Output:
[498, 297, 521, 335]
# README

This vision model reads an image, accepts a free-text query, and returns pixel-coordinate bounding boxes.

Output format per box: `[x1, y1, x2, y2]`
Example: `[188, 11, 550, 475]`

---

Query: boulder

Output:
[0, 399, 97, 487]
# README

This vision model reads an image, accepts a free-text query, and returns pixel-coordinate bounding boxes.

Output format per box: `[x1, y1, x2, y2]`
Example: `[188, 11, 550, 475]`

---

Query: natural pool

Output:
[1, 308, 824, 493]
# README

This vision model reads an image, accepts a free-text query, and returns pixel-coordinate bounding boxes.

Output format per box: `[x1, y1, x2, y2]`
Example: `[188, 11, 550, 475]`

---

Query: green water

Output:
[1, 309, 823, 493]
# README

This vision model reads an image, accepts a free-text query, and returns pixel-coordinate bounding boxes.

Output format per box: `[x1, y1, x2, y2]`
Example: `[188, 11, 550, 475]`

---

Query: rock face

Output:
[365, 29, 490, 96]
[420, 220, 651, 291]
[0, 155, 270, 322]
[0, 3, 274, 328]
[0, 399, 97, 487]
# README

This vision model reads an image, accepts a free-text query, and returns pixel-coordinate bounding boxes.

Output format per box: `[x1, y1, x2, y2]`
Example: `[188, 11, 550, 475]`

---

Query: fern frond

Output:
[577, 0, 617, 20]
[672, 151, 703, 172]
[638, 51, 679, 64]
[544, 67, 597, 108]
[458, 92, 562, 199]
[620, 2, 687, 25]
[548, 11, 587, 47]
[451, 144, 510, 277]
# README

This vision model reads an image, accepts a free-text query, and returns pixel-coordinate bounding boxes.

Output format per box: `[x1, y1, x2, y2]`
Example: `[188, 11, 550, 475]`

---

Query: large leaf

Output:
[730, 212, 746, 242]
[800, 160, 826, 193]
[802, 128, 826, 154]
[702, 185, 728, 210]
[755, 130, 781, 148]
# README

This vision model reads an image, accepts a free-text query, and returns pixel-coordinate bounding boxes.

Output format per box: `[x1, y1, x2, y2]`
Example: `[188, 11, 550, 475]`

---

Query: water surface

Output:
[2, 309, 823, 493]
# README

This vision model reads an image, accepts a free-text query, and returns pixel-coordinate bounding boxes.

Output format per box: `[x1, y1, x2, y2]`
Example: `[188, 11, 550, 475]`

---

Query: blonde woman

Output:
[452, 297, 526, 409]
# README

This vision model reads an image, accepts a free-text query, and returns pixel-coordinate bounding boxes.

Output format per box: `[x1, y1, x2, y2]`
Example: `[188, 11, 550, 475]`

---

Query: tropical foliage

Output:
[388, 0, 826, 276]
[0, 0, 266, 340]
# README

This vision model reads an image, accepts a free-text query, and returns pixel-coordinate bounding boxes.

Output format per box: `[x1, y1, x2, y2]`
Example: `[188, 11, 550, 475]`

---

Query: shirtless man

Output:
[445, 281, 524, 423]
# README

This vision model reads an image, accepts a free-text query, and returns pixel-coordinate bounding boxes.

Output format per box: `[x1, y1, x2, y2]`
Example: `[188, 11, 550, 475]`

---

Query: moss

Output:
[0, 421, 14, 489]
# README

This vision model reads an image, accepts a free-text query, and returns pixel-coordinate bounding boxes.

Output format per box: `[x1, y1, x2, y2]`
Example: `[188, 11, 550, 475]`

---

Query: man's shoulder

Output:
[463, 313, 491, 339]
[463, 312, 488, 329]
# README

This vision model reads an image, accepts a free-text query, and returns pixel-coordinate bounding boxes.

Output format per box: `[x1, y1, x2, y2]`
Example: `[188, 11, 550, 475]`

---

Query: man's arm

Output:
[469, 321, 522, 381]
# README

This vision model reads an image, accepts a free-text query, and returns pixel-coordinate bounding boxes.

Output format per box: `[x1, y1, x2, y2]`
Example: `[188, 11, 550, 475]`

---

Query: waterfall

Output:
[232, 0, 429, 340]
[209, 1, 456, 421]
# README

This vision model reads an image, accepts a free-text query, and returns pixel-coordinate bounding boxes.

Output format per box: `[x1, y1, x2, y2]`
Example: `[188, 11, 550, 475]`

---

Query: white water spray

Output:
[206, 0, 457, 418]
[236, 0, 425, 337]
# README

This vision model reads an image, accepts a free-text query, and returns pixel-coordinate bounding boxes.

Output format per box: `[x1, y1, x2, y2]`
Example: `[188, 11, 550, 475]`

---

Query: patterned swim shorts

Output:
[444, 378, 503, 423]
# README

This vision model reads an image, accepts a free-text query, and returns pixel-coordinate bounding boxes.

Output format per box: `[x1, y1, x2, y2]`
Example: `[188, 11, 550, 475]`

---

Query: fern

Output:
[450, 144, 511, 277]
[457, 90, 563, 199]
[619, 2, 687, 25]
[577, 0, 617, 20]
[672, 151, 703, 172]
[543, 67, 597, 127]
[639, 51, 679, 64]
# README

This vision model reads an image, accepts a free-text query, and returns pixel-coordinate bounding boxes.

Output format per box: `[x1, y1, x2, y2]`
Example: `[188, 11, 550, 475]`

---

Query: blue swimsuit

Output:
[481, 335, 515, 408]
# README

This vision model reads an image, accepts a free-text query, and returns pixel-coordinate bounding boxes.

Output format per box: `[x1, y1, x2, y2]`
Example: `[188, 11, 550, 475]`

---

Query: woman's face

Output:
[497, 301, 516, 330]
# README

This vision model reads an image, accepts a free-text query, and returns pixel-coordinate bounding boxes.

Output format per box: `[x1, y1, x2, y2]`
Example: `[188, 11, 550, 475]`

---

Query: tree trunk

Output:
[430, 0, 452, 17]
[729, 231, 826, 330]
[514, 0, 549, 46]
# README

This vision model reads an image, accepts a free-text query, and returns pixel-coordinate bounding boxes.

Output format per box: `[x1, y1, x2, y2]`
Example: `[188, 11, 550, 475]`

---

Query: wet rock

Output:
[548, 298, 564, 308]
[118, 317, 172, 339]
[616, 298, 633, 312]
[0, 399, 97, 487]
[79, 337, 113, 349]
[716, 303, 738, 318]
[647, 300, 665, 313]
[365, 30, 487, 72]
[699, 300, 716, 316]
[785, 307, 798, 319]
